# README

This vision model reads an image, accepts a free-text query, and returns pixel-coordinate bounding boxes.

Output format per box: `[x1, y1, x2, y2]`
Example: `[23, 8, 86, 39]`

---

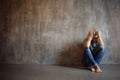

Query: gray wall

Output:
[0, 0, 120, 64]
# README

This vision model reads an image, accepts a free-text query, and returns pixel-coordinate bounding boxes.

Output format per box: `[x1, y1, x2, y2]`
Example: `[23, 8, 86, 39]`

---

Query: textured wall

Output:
[0, 0, 120, 64]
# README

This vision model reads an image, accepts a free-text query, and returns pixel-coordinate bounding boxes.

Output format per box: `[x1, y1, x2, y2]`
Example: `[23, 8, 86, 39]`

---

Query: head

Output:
[92, 30, 99, 40]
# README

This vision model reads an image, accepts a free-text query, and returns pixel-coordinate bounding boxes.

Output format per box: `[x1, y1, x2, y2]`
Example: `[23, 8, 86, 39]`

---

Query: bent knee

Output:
[100, 47, 106, 53]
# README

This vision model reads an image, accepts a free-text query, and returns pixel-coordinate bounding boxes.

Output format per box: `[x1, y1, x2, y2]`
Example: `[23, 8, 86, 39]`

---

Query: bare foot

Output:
[90, 65, 95, 72]
[95, 66, 102, 73]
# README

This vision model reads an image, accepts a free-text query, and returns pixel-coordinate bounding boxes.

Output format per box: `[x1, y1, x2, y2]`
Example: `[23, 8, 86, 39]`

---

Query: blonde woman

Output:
[82, 29, 105, 73]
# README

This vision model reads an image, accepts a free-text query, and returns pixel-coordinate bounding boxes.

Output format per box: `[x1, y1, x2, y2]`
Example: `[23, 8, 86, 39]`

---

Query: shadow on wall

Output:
[57, 42, 84, 68]
[0, 0, 25, 63]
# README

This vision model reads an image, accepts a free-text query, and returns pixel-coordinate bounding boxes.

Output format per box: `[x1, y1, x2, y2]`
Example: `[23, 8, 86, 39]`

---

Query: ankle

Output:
[95, 66, 102, 73]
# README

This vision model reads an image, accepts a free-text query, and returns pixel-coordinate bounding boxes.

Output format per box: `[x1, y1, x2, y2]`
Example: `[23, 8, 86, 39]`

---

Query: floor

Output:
[0, 64, 120, 80]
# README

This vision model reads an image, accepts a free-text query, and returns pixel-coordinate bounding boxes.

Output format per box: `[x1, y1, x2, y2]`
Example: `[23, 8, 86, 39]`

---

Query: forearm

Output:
[85, 38, 92, 48]
[98, 35, 104, 47]
[85, 30, 93, 48]
[97, 30, 104, 47]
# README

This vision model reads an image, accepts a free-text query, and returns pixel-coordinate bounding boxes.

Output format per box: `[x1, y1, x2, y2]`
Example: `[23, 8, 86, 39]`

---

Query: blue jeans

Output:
[82, 47, 105, 67]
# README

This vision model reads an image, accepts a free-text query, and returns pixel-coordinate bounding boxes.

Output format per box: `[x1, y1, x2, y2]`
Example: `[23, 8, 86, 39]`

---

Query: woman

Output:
[82, 29, 105, 73]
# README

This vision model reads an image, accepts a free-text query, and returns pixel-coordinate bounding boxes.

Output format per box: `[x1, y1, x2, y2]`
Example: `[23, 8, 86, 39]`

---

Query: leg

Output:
[94, 47, 105, 64]
[82, 48, 98, 67]
[94, 47, 105, 73]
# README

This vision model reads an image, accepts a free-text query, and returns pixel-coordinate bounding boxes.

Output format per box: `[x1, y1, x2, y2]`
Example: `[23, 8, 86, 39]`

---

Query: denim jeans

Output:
[82, 47, 105, 67]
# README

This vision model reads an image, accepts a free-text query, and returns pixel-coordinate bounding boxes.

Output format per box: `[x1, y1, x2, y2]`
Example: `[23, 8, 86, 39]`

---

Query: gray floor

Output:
[0, 64, 120, 80]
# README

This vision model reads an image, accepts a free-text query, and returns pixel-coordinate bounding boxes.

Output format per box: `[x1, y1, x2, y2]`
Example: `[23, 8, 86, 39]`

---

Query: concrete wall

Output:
[0, 0, 120, 64]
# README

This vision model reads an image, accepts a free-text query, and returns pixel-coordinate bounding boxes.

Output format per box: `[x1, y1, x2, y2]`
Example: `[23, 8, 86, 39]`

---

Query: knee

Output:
[100, 47, 106, 54]
[84, 47, 91, 54]
[84, 47, 90, 51]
